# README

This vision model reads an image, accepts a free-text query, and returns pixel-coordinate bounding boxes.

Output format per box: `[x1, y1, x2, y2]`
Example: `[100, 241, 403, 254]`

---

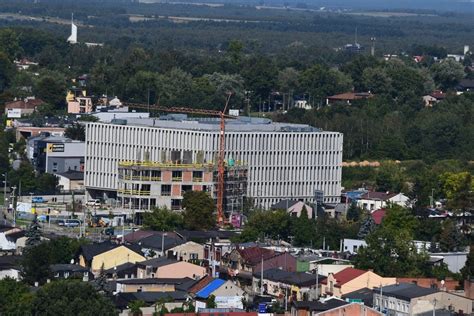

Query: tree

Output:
[206, 295, 217, 308]
[357, 214, 376, 239]
[129, 300, 145, 316]
[182, 191, 215, 230]
[34, 74, 66, 108]
[31, 280, 118, 316]
[25, 216, 42, 248]
[439, 172, 474, 213]
[142, 207, 184, 231]
[430, 59, 465, 90]
[361, 67, 392, 95]
[460, 245, 474, 282]
[0, 52, 15, 93]
[93, 264, 111, 295]
[65, 123, 86, 141]
[292, 206, 314, 247]
[439, 219, 466, 252]
[238, 209, 293, 242]
[0, 278, 33, 315]
[346, 203, 361, 222]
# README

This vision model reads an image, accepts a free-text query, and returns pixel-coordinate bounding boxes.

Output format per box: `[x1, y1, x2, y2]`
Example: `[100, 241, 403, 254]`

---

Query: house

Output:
[136, 232, 185, 257]
[0, 255, 21, 280]
[78, 241, 145, 274]
[114, 291, 188, 315]
[326, 92, 373, 106]
[271, 200, 313, 219]
[294, 100, 312, 110]
[67, 96, 94, 114]
[356, 192, 410, 211]
[0, 226, 24, 252]
[428, 252, 469, 273]
[370, 209, 386, 225]
[252, 268, 326, 301]
[423, 91, 447, 107]
[342, 287, 374, 307]
[456, 78, 474, 92]
[314, 303, 383, 316]
[195, 279, 246, 310]
[123, 230, 161, 244]
[344, 238, 440, 255]
[115, 277, 196, 293]
[176, 230, 237, 244]
[136, 257, 207, 280]
[50, 264, 92, 281]
[222, 247, 297, 280]
[396, 278, 459, 292]
[103, 262, 138, 279]
[373, 283, 473, 315]
[291, 298, 349, 316]
[167, 241, 205, 262]
[55, 170, 84, 192]
[4, 97, 44, 117]
[320, 267, 396, 297]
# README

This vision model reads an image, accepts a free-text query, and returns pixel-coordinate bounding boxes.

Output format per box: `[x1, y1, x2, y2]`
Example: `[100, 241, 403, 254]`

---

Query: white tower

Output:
[67, 13, 77, 44]
[464, 45, 470, 55]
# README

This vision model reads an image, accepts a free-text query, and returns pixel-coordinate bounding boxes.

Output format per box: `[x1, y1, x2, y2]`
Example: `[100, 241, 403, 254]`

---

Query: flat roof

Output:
[98, 115, 332, 133]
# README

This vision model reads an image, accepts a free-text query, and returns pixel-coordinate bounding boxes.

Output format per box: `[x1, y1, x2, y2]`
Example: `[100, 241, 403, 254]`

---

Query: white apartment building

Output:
[84, 115, 343, 209]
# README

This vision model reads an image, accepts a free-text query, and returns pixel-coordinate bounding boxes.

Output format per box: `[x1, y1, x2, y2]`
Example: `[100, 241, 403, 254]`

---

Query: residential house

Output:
[0, 226, 24, 252]
[176, 230, 237, 244]
[326, 92, 373, 106]
[344, 238, 440, 255]
[136, 257, 206, 279]
[167, 241, 205, 262]
[291, 298, 349, 316]
[456, 78, 474, 92]
[115, 277, 196, 293]
[4, 97, 44, 117]
[429, 252, 469, 273]
[123, 230, 161, 244]
[115, 291, 188, 315]
[195, 279, 245, 310]
[314, 303, 383, 316]
[55, 170, 84, 192]
[357, 192, 410, 211]
[370, 209, 386, 225]
[50, 264, 92, 281]
[320, 267, 396, 298]
[271, 200, 313, 219]
[342, 287, 374, 307]
[103, 262, 138, 279]
[136, 232, 185, 257]
[78, 241, 145, 274]
[423, 91, 447, 107]
[67, 96, 94, 114]
[0, 255, 21, 280]
[373, 283, 473, 315]
[252, 268, 326, 301]
[396, 277, 459, 292]
[222, 247, 297, 280]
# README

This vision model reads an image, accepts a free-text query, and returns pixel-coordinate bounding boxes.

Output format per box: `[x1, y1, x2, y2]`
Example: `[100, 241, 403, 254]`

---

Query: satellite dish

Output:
[70, 259, 74, 264]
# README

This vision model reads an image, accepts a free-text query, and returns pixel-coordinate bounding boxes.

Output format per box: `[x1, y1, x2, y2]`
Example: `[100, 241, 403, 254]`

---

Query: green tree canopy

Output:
[182, 191, 215, 230]
[142, 207, 184, 231]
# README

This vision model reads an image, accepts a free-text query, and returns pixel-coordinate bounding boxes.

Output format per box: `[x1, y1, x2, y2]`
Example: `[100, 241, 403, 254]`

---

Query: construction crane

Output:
[123, 96, 236, 227]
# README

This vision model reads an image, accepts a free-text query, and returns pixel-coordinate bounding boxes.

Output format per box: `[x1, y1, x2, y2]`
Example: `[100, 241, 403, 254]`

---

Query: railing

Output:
[117, 189, 151, 196]
[119, 161, 215, 168]
[193, 177, 203, 182]
[150, 177, 161, 181]
[161, 192, 171, 196]
[172, 177, 182, 181]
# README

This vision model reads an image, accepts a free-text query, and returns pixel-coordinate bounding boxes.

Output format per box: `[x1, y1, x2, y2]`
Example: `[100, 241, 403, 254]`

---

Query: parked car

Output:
[32, 197, 47, 203]
[64, 219, 81, 227]
[86, 199, 101, 207]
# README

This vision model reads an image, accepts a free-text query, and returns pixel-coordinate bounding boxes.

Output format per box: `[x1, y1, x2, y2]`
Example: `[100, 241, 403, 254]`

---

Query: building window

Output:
[172, 170, 182, 181]
[151, 170, 161, 181]
[171, 199, 182, 210]
[182, 185, 192, 195]
[161, 185, 171, 196]
[193, 171, 203, 182]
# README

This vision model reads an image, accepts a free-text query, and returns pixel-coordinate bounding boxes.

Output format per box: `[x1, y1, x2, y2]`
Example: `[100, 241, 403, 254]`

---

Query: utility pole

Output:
[260, 255, 264, 295]
[432, 298, 437, 316]
[315, 266, 319, 300]
[2, 172, 7, 210]
[11, 186, 16, 227]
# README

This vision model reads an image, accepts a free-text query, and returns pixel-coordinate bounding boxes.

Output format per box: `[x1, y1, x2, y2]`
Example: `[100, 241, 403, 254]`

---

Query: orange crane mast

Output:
[123, 100, 236, 227]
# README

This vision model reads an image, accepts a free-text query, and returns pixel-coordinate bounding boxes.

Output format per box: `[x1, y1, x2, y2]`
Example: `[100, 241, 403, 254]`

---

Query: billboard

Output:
[7, 109, 21, 118]
[215, 296, 243, 309]
[47, 143, 65, 153]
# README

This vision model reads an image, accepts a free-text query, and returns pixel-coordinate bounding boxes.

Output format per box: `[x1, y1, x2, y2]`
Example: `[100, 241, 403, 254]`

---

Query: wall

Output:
[315, 264, 353, 277]
[116, 282, 175, 293]
[156, 261, 206, 279]
[342, 272, 396, 297]
[0, 268, 20, 280]
[168, 241, 205, 262]
[254, 253, 297, 273]
[90, 246, 145, 272]
[411, 292, 473, 316]
[315, 303, 382, 316]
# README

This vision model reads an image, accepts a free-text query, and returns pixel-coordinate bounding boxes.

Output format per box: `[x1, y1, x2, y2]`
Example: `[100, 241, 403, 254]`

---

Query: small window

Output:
[172, 170, 182, 181]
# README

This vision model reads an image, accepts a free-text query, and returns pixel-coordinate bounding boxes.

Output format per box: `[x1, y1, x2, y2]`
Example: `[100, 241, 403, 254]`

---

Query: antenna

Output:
[355, 27, 358, 44]
[371, 37, 376, 56]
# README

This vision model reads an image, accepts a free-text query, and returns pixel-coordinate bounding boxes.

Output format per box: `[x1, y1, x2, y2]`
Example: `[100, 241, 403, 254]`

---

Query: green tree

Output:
[65, 123, 86, 141]
[346, 203, 362, 222]
[34, 75, 66, 108]
[361, 67, 392, 94]
[357, 214, 376, 239]
[0, 28, 23, 60]
[439, 219, 466, 252]
[460, 245, 474, 282]
[142, 207, 184, 231]
[182, 191, 215, 230]
[292, 206, 314, 247]
[238, 209, 293, 242]
[0, 278, 34, 316]
[206, 295, 217, 308]
[439, 172, 474, 213]
[430, 59, 465, 90]
[25, 216, 42, 248]
[129, 300, 145, 316]
[31, 280, 118, 316]
[0, 52, 15, 92]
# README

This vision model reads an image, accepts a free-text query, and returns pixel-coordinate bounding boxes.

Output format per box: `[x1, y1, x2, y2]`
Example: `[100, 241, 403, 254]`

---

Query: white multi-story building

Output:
[84, 115, 343, 209]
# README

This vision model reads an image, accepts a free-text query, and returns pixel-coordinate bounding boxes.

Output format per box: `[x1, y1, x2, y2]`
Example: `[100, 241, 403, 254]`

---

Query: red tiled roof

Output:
[371, 209, 386, 225]
[189, 275, 214, 294]
[237, 247, 276, 265]
[430, 91, 447, 99]
[321, 268, 367, 286]
[5, 98, 44, 109]
[360, 192, 397, 201]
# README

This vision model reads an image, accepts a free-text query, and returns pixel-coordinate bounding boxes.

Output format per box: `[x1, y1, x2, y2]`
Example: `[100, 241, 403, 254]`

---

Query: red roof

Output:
[371, 209, 386, 225]
[321, 268, 367, 287]
[327, 92, 373, 101]
[189, 275, 214, 294]
[429, 90, 447, 100]
[5, 98, 44, 110]
[237, 247, 276, 265]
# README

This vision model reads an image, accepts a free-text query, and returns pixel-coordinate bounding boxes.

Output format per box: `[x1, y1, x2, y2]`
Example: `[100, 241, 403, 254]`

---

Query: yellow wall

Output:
[341, 272, 396, 296]
[91, 246, 145, 272]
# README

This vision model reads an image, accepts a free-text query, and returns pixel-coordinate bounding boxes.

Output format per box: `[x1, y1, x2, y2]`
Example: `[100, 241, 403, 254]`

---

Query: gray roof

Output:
[102, 115, 327, 133]
[271, 199, 300, 210]
[293, 298, 348, 311]
[376, 283, 439, 301]
[56, 170, 84, 180]
[50, 264, 89, 273]
[136, 257, 177, 268]
[342, 287, 374, 307]
[254, 268, 326, 287]
[137, 234, 184, 251]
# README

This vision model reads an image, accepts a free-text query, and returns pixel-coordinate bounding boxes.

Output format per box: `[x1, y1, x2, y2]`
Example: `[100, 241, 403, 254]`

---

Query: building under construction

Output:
[117, 158, 247, 216]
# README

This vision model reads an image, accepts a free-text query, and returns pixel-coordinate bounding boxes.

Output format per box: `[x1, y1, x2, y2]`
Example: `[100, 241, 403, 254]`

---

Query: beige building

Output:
[116, 278, 189, 293]
[321, 268, 396, 298]
[79, 243, 145, 274]
[374, 283, 473, 316]
[136, 258, 206, 279]
[167, 241, 205, 262]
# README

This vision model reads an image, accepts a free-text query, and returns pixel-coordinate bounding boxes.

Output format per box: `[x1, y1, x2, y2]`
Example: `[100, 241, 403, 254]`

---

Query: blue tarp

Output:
[196, 279, 226, 299]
